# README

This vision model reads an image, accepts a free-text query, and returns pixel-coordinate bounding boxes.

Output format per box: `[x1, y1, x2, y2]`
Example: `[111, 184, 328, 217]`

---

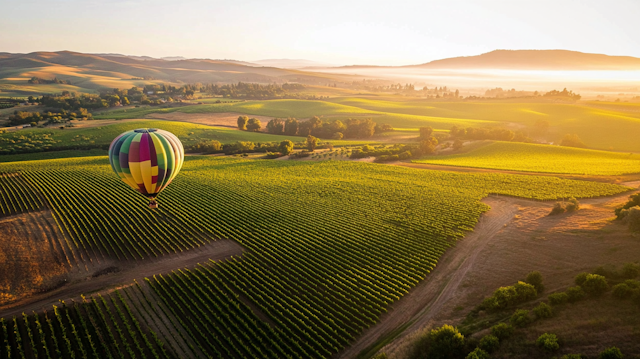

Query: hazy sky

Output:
[2, 0, 639, 66]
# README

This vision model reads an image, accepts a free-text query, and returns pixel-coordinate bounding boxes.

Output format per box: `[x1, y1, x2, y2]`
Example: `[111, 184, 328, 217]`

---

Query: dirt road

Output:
[336, 196, 519, 359]
[0, 239, 243, 318]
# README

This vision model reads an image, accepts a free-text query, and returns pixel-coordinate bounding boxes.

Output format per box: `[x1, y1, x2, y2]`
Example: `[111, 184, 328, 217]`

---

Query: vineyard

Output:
[0, 156, 631, 358]
[414, 141, 640, 176]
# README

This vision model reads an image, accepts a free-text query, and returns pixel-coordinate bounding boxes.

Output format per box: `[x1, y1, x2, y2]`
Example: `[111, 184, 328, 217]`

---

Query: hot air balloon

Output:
[108, 128, 184, 209]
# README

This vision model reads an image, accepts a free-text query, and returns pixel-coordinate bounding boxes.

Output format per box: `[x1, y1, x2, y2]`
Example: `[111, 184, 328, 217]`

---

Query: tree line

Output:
[238, 115, 393, 140]
[27, 77, 71, 85]
[7, 108, 92, 126]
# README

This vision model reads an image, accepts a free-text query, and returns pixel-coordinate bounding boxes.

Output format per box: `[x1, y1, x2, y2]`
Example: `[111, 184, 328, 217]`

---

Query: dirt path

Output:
[336, 196, 519, 359]
[0, 239, 243, 318]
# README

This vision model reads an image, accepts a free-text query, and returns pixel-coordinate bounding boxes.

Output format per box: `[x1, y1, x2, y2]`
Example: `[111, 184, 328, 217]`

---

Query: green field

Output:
[0, 155, 629, 358]
[92, 97, 640, 152]
[414, 141, 640, 175]
[0, 119, 369, 155]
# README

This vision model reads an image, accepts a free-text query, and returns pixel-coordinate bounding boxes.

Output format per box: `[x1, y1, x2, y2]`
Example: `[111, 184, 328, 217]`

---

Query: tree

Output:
[490, 323, 513, 340]
[420, 138, 438, 155]
[419, 126, 434, 139]
[560, 134, 586, 148]
[306, 135, 319, 152]
[246, 118, 262, 132]
[453, 139, 464, 151]
[525, 271, 544, 293]
[566, 286, 586, 302]
[510, 309, 531, 328]
[466, 348, 490, 359]
[622, 263, 639, 279]
[478, 335, 499, 353]
[581, 274, 608, 296]
[237, 115, 248, 130]
[427, 325, 466, 359]
[278, 140, 294, 156]
[599, 347, 623, 359]
[284, 118, 299, 135]
[533, 302, 554, 318]
[536, 333, 559, 351]
[548, 292, 569, 305]
[266, 118, 285, 135]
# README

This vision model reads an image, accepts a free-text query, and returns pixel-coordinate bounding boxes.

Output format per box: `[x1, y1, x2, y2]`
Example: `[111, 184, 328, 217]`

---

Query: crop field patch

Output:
[414, 141, 640, 175]
[0, 156, 630, 357]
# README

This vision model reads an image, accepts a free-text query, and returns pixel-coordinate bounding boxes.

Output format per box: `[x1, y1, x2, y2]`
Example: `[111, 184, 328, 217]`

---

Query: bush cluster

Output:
[549, 197, 580, 215]
[510, 309, 532, 328]
[536, 333, 560, 351]
[480, 281, 537, 311]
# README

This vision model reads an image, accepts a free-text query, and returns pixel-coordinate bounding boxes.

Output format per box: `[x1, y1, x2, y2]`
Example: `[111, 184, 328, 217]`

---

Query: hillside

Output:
[410, 50, 640, 70]
[0, 51, 351, 95]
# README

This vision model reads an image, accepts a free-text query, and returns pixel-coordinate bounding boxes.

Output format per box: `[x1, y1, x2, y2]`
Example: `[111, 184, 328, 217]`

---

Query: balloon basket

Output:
[148, 200, 159, 209]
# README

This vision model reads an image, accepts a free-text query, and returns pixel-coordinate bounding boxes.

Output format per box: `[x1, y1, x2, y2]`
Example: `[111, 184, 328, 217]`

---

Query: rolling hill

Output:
[0, 51, 352, 95]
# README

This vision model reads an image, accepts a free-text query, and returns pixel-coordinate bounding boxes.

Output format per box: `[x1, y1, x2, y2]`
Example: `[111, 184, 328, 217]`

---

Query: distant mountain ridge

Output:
[409, 50, 640, 70]
[252, 59, 337, 69]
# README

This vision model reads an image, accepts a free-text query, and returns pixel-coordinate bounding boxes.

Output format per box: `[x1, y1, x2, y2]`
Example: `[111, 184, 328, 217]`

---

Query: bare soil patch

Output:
[145, 112, 273, 129]
[0, 211, 78, 306]
[0, 238, 243, 318]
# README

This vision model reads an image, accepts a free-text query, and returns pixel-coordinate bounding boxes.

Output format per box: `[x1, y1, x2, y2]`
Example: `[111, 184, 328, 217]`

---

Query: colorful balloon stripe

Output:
[108, 129, 184, 200]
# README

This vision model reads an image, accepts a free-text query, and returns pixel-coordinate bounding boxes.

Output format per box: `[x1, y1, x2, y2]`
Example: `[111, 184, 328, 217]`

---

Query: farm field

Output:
[0, 155, 630, 358]
[92, 97, 640, 152]
[415, 141, 640, 176]
[0, 119, 368, 155]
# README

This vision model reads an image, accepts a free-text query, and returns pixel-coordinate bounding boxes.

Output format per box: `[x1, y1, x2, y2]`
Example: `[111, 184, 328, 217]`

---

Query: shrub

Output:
[490, 323, 514, 340]
[599, 347, 623, 359]
[478, 335, 499, 353]
[278, 140, 294, 156]
[264, 152, 281, 159]
[624, 279, 639, 289]
[533, 302, 554, 318]
[465, 348, 490, 359]
[513, 281, 538, 302]
[510, 309, 532, 328]
[566, 286, 586, 302]
[482, 281, 537, 311]
[612, 283, 633, 299]
[575, 272, 589, 286]
[427, 324, 466, 359]
[550, 202, 566, 215]
[548, 292, 569, 306]
[536, 333, 560, 351]
[582, 274, 609, 296]
[525, 271, 544, 293]
[565, 197, 580, 212]
[622, 206, 640, 232]
[561, 355, 584, 359]
[622, 263, 639, 279]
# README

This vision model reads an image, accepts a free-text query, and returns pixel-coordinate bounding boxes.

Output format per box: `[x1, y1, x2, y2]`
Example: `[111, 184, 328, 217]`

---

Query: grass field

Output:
[0, 119, 368, 155]
[0, 155, 629, 358]
[91, 96, 640, 152]
[414, 141, 640, 175]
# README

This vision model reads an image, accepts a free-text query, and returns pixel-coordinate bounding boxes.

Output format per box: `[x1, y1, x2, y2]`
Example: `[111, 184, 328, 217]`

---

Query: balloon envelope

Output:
[108, 128, 184, 204]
